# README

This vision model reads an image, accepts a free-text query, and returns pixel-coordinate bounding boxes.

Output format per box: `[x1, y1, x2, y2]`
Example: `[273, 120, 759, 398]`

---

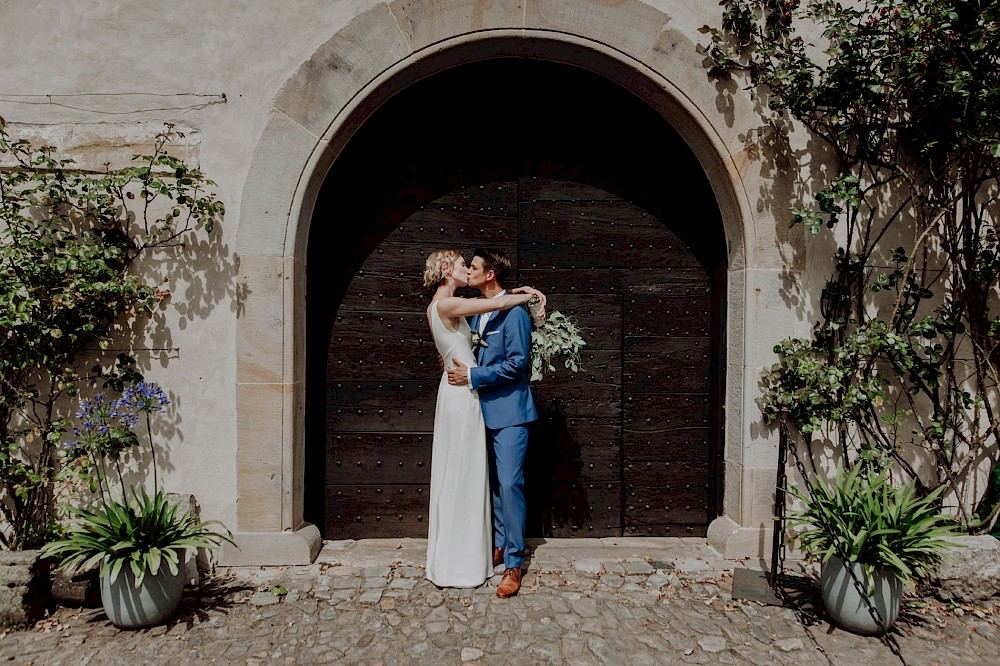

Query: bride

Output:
[422, 249, 544, 587]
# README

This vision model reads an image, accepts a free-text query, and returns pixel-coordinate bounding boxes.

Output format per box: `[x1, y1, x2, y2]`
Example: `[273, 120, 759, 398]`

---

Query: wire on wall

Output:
[0, 92, 227, 115]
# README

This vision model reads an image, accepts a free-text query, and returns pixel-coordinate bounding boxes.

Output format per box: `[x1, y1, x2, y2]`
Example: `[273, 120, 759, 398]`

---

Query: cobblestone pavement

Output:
[1, 538, 997, 665]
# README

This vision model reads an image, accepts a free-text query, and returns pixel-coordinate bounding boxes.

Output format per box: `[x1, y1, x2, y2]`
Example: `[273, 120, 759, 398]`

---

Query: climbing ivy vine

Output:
[0, 121, 224, 548]
[703, 1, 1000, 532]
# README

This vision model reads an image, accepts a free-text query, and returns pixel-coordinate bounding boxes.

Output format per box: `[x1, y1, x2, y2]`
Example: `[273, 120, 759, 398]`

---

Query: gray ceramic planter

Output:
[821, 555, 902, 635]
[100, 559, 184, 629]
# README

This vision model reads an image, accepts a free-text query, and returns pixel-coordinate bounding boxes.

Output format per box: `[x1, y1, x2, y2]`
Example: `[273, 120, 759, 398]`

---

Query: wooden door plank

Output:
[536, 481, 622, 537]
[532, 382, 620, 419]
[623, 525, 708, 537]
[530, 349, 621, 387]
[624, 393, 710, 427]
[624, 336, 711, 363]
[388, 210, 517, 245]
[623, 430, 711, 462]
[337, 273, 432, 312]
[624, 460, 711, 487]
[352, 240, 519, 281]
[325, 484, 430, 539]
[624, 373, 709, 394]
[326, 433, 433, 485]
[519, 268, 711, 293]
[624, 295, 712, 337]
[520, 177, 622, 202]
[330, 306, 621, 359]
[327, 380, 437, 432]
[433, 180, 519, 213]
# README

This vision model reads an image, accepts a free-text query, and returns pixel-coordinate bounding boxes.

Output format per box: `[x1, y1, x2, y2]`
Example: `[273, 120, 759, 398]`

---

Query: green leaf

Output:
[108, 557, 124, 585]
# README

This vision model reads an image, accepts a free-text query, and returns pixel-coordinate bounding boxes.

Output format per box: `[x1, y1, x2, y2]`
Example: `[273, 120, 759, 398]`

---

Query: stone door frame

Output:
[225, 2, 778, 565]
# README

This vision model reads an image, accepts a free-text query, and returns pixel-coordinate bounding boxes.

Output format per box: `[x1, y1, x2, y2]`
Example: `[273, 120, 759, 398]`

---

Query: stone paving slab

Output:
[0, 538, 997, 665]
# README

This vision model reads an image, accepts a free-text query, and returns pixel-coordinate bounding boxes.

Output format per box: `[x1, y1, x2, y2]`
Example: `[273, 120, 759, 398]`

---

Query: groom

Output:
[447, 247, 537, 598]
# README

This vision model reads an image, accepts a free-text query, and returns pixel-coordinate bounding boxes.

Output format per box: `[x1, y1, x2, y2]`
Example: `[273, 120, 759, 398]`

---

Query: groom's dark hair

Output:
[474, 247, 511, 287]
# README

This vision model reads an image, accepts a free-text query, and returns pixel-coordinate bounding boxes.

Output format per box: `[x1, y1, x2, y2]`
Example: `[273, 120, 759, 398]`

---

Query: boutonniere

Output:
[470, 330, 488, 351]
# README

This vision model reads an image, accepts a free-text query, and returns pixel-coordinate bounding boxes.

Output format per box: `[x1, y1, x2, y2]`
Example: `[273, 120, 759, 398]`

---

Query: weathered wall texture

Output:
[0, 0, 833, 563]
[2, 0, 382, 536]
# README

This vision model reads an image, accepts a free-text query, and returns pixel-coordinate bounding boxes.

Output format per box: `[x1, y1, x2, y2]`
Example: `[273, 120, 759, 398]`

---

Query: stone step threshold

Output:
[276, 536, 775, 580]
[215, 537, 792, 608]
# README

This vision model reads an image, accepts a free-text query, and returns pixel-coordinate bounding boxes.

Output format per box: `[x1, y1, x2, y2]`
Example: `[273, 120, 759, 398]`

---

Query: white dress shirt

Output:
[469, 290, 506, 385]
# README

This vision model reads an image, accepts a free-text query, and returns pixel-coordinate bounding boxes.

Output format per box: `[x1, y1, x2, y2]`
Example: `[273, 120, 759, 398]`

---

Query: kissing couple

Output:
[422, 247, 545, 598]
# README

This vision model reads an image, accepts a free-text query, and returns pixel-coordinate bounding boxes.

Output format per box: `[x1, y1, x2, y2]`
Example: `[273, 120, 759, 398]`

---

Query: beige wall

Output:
[2, 1, 384, 540]
[1, 0, 830, 563]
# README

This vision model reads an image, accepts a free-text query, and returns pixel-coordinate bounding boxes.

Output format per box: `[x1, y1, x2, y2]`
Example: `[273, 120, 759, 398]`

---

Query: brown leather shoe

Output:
[497, 568, 522, 598]
[492, 547, 505, 568]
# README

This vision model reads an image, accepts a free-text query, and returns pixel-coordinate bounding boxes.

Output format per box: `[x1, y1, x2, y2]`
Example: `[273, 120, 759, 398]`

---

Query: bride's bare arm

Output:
[509, 286, 546, 308]
[435, 293, 535, 318]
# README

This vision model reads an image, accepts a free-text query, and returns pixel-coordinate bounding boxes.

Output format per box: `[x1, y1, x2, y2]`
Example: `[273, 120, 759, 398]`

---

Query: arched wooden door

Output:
[324, 176, 720, 538]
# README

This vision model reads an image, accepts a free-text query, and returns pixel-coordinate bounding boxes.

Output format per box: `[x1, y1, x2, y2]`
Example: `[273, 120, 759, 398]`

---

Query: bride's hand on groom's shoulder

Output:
[513, 285, 546, 307]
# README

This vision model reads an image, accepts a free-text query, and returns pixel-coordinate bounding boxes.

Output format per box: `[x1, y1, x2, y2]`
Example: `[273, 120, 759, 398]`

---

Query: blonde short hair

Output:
[423, 248, 462, 289]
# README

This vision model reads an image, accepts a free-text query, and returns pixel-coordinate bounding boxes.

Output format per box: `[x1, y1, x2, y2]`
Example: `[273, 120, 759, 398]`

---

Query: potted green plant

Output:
[41, 382, 234, 629]
[788, 459, 962, 635]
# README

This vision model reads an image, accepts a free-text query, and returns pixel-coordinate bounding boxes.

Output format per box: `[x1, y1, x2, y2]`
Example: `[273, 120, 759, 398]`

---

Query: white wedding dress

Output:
[425, 300, 493, 587]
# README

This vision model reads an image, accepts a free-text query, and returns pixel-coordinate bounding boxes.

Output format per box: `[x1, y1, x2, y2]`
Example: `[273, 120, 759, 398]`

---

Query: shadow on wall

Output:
[709, 56, 831, 466]
[73, 194, 233, 487]
[527, 397, 587, 537]
[708, 65, 829, 326]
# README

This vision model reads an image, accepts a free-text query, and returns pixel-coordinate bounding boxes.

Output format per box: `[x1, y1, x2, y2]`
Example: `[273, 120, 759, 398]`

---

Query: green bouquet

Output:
[527, 296, 587, 382]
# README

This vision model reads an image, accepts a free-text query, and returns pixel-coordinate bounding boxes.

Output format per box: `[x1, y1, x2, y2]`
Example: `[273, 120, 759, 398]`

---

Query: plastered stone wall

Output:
[0, 0, 831, 564]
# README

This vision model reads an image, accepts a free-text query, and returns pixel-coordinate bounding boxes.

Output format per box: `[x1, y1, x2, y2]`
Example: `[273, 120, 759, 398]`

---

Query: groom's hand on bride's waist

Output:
[447, 359, 469, 386]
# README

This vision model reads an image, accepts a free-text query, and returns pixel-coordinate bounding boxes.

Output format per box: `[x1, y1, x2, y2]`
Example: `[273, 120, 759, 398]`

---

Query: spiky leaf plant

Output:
[41, 485, 233, 588]
[788, 460, 963, 590]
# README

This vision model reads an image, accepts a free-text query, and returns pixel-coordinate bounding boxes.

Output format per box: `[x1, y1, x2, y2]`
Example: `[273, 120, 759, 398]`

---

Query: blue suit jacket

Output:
[470, 306, 538, 430]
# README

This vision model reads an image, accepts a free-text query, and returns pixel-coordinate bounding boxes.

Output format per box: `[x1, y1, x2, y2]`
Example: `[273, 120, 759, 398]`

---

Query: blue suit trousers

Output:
[486, 423, 529, 569]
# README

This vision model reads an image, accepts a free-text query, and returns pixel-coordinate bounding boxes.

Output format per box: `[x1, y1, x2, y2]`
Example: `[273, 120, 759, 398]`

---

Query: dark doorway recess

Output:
[305, 58, 727, 539]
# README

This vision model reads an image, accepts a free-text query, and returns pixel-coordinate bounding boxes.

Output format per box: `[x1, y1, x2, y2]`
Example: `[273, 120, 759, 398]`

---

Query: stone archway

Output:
[224, 2, 778, 565]
[309, 57, 728, 540]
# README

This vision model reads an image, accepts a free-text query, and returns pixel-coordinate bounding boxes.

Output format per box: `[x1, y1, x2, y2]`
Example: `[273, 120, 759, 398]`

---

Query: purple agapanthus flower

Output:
[69, 388, 141, 457]
[118, 381, 170, 415]
[75, 393, 117, 437]
[62, 380, 172, 500]
[120, 410, 139, 429]
[64, 381, 170, 458]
